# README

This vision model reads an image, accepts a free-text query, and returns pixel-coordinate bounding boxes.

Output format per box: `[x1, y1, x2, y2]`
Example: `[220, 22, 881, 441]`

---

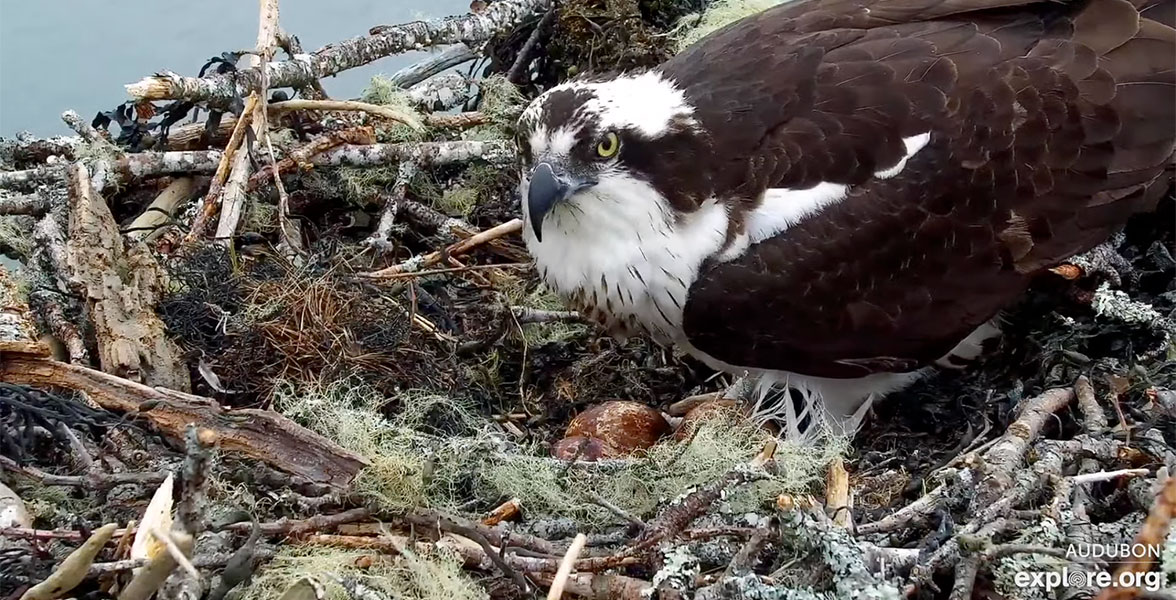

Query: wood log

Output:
[64, 163, 191, 391]
[0, 346, 369, 489]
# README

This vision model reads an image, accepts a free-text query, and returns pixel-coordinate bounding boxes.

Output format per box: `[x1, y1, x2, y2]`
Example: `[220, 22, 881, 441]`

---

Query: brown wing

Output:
[673, 0, 1175, 378]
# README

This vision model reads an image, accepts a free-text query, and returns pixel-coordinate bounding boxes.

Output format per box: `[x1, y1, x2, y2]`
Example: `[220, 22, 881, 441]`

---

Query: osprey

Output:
[515, 0, 1176, 429]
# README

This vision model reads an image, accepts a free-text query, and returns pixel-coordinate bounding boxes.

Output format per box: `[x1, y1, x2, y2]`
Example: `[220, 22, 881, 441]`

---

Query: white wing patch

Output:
[874, 133, 931, 179]
[720, 132, 934, 260]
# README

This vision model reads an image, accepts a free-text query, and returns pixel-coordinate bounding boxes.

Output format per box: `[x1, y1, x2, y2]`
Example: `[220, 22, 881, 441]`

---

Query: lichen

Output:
[991, 518, 1066, 600]
[274, 378, 843, 527]
[651, 545, 701, 592]
[238, 544, 486, 600]
[1092, 282, 1168, 326]
[0, 215, 35, 260]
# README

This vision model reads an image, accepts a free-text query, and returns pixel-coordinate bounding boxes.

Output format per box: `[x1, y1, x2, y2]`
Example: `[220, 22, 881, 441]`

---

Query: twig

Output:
[366, 162, 417, 251]
[268, 99, 423, 130]
[313, 139, 513, 168]
[123, 177, 199, 242]
[548, 533, 587, 600]
[947, 553, 980, 600]
[246, 126, 375, 192]
[150, 525, 200, 580]
[405, 508, 557, 555]
[275, 28, 328, 99]
[118, 528, 194, 600]
[88, 549, 277, 576]
[825, 456, 851, 528]
[507, 7, 557, 83]
[424, 111, 489, 129]
[1, 526, 132, 543]
[0, 455, 167, 490]
[365, 218, 522, 277]
[585, 491, 645, 528]
[219, 507, 371, 537]
[0, 351, 369, 488]
[61, 110, 120, 155]
[512, 307, 584, 324]
[124, 0, 549, 107]
[1074, 376, 1109, 434]
[856, 484, 947, 535]
[433, 515, 533, 592]
[185, 96, 257, 242]
[367, 262, 528, 280]
[1071, 468, 1150, 485]
[975, 387, 1074, 507]
[723, 523, 774, 578]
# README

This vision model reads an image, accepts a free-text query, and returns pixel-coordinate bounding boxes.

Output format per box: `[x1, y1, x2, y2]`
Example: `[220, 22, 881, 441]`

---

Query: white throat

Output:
[522, 172, 729, 342]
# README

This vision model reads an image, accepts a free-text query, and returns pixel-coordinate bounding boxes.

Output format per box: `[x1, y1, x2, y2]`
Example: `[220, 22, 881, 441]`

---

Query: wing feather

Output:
[668, 0, 1174, 377]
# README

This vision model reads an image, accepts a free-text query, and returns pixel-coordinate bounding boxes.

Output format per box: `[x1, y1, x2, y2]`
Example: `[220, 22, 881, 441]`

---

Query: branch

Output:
[268, 99, 423, 130]
[65, 163, 191, 391]
[0, 349, 369, 488]
[313, 139, 512, 168]
[0, 192, 49, 216]
[389, 44, 478, 89]
[124, 0, 548, 106]
[365, 218, 522, 277]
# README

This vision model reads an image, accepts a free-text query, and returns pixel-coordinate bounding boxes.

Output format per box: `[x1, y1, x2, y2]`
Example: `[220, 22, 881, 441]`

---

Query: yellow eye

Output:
[596, 132, 620, 158]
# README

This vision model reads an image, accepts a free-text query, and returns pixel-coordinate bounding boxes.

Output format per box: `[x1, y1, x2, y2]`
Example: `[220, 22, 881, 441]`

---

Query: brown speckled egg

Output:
[674, 399, 741, 441]
[551, 436, 615, 461]
[565, 401, 670, 456]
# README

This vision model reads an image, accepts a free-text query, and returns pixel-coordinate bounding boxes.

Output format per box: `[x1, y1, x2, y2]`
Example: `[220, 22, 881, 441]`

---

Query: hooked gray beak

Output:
[526, 162, 595, 242]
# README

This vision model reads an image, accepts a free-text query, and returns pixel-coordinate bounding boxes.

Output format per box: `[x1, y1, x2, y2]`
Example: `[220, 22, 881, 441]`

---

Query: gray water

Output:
[0, 0, 472, 137]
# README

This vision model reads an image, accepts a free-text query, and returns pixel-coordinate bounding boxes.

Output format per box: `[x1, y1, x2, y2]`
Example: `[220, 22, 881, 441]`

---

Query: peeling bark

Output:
[124, 0, 548, 107]
[64, 163, 190, 391]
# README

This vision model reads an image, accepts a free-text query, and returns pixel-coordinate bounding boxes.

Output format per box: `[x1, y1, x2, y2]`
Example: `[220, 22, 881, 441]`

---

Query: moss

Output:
[338, 165, 405, 205]
[673, 0, 789, 51]
[0, 215, 34, 260]
[361, 75, 428, 143]
[241, 196, 278, 234]
[239, 545, 486, 600]
[437, 188, 478, 218]
[476, 76, 525, 131]
[12, 481, 89, 527]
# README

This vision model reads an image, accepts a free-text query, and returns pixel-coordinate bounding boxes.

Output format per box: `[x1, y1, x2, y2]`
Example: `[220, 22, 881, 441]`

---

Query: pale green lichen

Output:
[1092, 282, 1167, 326]
[274, 378, 844, 527]
[991, 518, 1066, 600]
[361, 75, 428, 143]
[238, 545, 486, 600]
[768, 510, 902, 599]
[652, 545, 701, 592]
[0, 215, 34, 260]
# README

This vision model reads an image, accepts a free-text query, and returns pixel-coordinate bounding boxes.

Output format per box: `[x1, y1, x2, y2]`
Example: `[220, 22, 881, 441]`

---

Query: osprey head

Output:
[515, 71, 712, 242]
